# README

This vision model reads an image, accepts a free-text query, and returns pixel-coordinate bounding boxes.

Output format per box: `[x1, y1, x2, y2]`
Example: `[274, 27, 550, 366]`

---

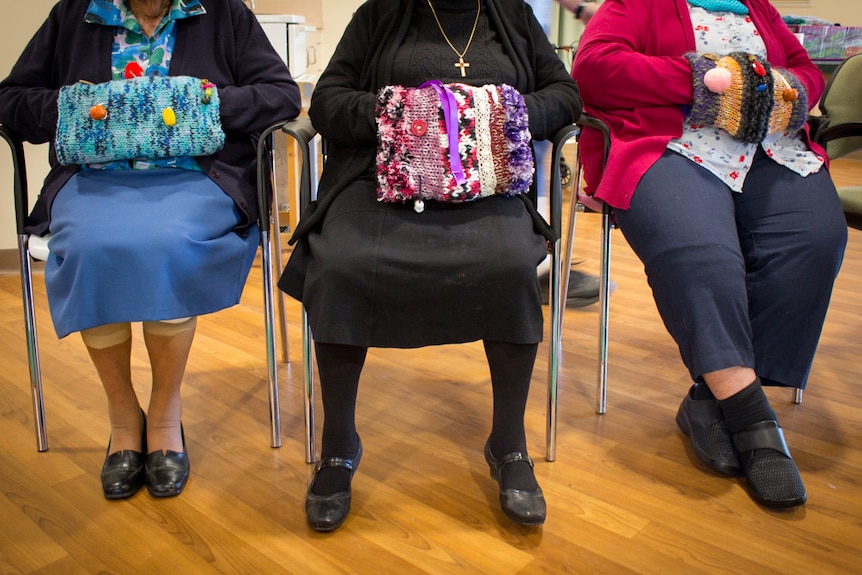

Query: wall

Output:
[0, 1, 55, 252]
[1, 0, 859, 253]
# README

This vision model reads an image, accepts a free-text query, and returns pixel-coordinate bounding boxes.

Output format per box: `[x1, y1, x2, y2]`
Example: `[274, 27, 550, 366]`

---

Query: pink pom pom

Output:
[704, 67, 732, 93]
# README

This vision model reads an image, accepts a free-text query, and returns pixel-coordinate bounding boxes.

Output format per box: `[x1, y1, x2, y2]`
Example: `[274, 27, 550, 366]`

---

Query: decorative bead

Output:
[751, 60, 767, 77]
[756, 83, 767, 92]
[201, 79, 216, 104]
[704, 67, 732, 93]
[124, 62, 144, 79]
[783, 88, 798, 102]
[89, 104, 108, 120]
[411, 119, 428, 137]
[162, 107, 177, 126]
[413, 199, 425, 213]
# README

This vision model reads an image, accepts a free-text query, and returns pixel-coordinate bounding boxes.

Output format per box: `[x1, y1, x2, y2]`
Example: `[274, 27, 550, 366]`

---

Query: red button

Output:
[411, 119, 427, 136]
[124, 62, 144, 79]
[751, 60, 766, 77]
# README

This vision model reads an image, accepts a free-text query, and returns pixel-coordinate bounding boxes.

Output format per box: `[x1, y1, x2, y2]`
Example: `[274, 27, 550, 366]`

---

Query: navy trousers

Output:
[614, 149, 847, 389]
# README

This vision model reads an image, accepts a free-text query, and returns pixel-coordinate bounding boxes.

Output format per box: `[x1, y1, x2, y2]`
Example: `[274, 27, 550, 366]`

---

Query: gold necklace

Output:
[426, 0, 481, 78]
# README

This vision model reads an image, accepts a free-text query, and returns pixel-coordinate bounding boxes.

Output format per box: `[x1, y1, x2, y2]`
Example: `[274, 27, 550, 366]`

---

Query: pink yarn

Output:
[704, 67, 732, 93]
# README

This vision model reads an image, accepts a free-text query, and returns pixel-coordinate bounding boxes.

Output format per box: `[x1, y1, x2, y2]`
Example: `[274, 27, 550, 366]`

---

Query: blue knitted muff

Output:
[687, 0, 749, 15]
[55, 76, 224, 165]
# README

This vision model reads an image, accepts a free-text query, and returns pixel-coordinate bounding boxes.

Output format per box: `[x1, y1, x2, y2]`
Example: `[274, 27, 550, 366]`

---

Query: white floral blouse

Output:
[667, 7, 824, 192]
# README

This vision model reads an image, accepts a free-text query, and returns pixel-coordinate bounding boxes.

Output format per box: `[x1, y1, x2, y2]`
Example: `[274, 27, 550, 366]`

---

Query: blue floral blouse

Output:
[82, 0, 207, 171]
[668, 7, 824, 192]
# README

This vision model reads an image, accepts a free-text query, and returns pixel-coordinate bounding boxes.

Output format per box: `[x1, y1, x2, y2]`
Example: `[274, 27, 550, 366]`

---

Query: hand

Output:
[686, 52, 775, 143]
[556, 1, 599, 25]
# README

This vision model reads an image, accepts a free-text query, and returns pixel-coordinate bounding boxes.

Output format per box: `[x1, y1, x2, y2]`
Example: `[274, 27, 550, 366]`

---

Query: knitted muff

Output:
[685, 52, 774, 143]
[55, 76, 224, 165]
[375, 81, 534, 211]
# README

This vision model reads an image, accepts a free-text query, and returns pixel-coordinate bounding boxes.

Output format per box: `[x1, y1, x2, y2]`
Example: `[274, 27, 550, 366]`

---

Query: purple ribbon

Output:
[418, 80, 466, 185]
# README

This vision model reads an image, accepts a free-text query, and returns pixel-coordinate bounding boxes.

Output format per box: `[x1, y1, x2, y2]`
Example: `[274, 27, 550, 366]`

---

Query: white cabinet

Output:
[256, 14, 316, 77]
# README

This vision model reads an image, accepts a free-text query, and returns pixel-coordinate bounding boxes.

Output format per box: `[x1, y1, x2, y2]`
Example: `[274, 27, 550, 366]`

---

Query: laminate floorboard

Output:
[0, 157, 860, 574]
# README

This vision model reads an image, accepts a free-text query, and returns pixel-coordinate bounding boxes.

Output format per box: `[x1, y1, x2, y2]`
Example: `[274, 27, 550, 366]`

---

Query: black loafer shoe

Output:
[306, 439, 363, 532]
[484, 440, 546, 526]
[102, 450, 146, 500]
[101, 410, 146, 500]
[733, 420, 806, 508]
[145, 425, 190, 498]
[676, 386, 742, 476]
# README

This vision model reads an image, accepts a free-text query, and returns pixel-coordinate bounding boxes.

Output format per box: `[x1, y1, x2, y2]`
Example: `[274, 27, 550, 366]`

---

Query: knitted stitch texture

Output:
[55, 76, 224, 165]
[686, 52, 774, 143]
[768, 68, 808, 135]
[375, 82, 533, 206]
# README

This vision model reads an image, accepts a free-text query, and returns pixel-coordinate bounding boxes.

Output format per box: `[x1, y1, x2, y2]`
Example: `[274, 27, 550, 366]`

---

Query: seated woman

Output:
[572, 0, 847, 507]
[279, 0, 581, 530]
[0, 0, 301, 499]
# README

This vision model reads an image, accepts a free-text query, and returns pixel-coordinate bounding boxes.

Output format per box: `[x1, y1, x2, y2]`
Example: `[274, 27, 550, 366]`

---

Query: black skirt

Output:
[280, 175, 548, 348]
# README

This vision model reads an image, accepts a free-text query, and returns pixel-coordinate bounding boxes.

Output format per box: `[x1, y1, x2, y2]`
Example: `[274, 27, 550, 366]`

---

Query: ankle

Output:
[107, 409, 145, 453]
[146, 420, 184, 454]
[718, 379, 777, 435]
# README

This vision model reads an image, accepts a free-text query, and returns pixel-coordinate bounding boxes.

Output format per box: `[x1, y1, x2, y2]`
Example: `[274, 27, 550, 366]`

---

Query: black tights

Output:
[310, 340, 539, 495]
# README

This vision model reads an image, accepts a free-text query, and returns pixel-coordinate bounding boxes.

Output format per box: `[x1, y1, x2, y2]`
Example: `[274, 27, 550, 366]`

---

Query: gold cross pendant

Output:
[455, 56, 470, 77]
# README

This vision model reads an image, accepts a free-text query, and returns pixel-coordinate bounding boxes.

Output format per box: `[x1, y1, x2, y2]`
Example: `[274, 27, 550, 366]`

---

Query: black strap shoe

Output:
[733, 420, 806, 508]
[484, 439, 546, 525]
[306, 438, 363, 532]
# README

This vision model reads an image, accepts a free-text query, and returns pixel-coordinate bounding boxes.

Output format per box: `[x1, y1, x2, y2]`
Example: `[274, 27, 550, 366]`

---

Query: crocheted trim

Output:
[687, 0, 749, 15]
[375, 82, 534, 205]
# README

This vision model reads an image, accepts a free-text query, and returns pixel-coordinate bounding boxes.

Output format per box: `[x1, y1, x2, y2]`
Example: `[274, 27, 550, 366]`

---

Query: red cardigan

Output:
[571, 0, 826, 209]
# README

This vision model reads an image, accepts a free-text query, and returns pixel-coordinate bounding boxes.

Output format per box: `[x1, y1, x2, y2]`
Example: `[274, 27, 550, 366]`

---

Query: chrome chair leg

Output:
[259, 226, 283, 448]
[546, 123, 581, 462]
[302, 307, 317, 463]
[18, 234, 48, 452]
[595, 205, 612, 415]
[268, 140, 290, 365]
[794, 388, 804, 404]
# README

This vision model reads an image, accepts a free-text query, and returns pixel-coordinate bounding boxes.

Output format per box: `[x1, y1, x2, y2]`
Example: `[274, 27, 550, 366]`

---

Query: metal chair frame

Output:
[565, 116, 803, 410]
[295, 124, 576, 463]
[2, 118, 311, 452]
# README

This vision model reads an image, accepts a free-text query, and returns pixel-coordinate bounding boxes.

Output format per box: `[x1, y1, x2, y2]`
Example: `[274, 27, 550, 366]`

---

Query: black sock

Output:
[690, 382, 715, 400]
[717, 379, 777, 435]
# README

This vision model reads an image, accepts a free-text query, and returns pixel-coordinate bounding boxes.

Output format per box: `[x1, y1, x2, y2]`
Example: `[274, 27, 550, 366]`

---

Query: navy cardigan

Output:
[0, 0, 302, 236]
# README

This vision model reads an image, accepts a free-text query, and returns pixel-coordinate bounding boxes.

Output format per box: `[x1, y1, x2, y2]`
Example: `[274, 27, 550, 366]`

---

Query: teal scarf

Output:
[687, 0, 749, 15]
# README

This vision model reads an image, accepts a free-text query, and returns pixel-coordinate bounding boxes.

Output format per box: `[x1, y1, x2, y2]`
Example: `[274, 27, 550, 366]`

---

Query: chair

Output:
[295, 126, 574, 463]
[809, 53, 862, 229]
[564, 115, 807, 409]
[1, 118, 312, 451]
[559, 115, 614, 415]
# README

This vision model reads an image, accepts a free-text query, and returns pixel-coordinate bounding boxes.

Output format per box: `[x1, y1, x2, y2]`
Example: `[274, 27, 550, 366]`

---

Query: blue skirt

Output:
[46, 170, 259, 338]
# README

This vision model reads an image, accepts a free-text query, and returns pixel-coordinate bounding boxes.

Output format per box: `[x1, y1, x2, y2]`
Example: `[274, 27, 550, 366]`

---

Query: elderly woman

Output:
[572, 0, 846, 507]
[0, 0, 300, 499]
[279, 0, 581, 531]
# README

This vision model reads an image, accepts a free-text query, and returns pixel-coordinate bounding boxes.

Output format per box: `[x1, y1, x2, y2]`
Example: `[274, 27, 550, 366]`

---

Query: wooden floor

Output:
[1, 158, 860, 574]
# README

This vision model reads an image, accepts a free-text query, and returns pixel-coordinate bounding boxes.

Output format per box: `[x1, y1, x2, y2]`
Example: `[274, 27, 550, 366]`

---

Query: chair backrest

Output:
[0, 124, 30, 236]
[818, 54, 862, 160]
